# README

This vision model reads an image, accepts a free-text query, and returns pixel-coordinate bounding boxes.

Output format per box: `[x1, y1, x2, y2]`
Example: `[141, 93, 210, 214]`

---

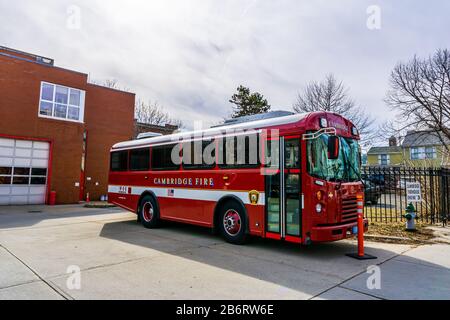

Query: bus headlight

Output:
[316, 204, 323, 213]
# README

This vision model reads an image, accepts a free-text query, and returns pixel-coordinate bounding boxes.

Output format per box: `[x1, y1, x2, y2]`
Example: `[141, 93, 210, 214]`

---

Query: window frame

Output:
[38, 81, 86, 123]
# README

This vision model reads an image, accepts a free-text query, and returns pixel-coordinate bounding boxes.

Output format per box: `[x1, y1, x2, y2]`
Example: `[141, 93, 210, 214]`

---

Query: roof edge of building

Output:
[367, 147, 403, 155]
[87, 82, 136, 96]
[0, 50, 89, 78]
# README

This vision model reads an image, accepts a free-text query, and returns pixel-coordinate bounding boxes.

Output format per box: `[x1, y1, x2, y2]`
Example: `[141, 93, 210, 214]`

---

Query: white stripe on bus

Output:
[108, 185, 265, 206]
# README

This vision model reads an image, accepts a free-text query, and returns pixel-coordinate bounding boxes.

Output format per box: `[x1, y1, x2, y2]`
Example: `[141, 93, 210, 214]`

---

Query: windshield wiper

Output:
[342, 144, 364, 184]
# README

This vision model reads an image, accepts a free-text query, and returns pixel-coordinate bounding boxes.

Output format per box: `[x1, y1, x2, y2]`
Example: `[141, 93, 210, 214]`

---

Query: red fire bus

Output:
[108, 111, 367, 245]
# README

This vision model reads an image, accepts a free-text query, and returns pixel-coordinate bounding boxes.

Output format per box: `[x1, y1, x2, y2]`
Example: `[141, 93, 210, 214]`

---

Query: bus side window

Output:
[219, 134, 259, 168]
[265, 139, 280, 169]
[285, 139, 300, 169]
[130, 148, 150, 171]
[152, 144, 180, 170]
[111, 151, 129, 172]
[183, 140, 216, 170]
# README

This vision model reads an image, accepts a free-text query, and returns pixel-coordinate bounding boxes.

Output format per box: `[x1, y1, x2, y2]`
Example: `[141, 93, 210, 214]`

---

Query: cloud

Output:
[1, 0, 450, 130]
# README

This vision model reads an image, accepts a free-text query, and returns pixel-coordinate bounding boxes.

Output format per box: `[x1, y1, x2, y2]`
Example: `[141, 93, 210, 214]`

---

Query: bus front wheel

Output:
[218, 201, 247, 245]
[138, 195, 160, 229]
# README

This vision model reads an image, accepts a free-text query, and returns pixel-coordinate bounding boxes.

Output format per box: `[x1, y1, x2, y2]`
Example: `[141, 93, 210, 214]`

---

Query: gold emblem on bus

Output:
[249, 190, 260, 205]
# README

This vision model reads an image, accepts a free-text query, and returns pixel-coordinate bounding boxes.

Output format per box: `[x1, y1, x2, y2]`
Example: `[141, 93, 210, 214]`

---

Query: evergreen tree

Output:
[230, 85, 271, 118]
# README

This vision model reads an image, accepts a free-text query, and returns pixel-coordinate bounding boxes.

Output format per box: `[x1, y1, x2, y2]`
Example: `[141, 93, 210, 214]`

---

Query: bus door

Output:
[265, 136, 302, 242]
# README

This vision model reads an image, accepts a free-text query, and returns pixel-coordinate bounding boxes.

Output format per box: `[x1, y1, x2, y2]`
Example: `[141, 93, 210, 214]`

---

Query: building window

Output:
[39, 82, 85, 122]
[378, 154, 390, 165]
[0, 166, 47, 185]
[410, 147, 437, 160]
[425, 147, 437, 159]
[410, 148, 420, 160]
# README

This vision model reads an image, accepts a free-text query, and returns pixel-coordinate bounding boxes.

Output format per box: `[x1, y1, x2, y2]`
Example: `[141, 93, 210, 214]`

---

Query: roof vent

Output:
[36, 56, 54, 66]
[212, 110, 295, 128]
[137, 132, 163, 140]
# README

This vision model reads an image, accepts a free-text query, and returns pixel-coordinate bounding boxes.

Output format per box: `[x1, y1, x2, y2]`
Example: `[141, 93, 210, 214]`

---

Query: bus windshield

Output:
[307, 134, 361, 182]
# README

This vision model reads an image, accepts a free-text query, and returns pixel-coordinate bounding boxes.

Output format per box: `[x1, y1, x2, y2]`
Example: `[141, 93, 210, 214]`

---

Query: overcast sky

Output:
[1, 0, 450, 131]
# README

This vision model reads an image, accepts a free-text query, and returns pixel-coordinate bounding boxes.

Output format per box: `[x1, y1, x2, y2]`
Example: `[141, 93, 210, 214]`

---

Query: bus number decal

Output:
[118, 186, 131, 194]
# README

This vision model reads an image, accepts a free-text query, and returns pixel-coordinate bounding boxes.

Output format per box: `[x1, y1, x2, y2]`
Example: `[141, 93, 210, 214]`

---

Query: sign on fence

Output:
[406, 182, 422, 202]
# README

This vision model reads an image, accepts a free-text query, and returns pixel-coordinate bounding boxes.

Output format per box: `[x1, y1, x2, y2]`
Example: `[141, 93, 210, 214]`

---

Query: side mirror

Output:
[328, 136, 340, 160]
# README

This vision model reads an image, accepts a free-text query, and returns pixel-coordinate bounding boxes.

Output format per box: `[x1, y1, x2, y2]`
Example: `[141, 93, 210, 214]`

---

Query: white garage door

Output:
[0, 138, 49, 205]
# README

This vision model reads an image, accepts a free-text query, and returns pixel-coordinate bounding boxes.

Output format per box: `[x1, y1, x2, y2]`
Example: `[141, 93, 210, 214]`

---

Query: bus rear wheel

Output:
[138, 195, 160, 229]
[218, 202, 247, 245]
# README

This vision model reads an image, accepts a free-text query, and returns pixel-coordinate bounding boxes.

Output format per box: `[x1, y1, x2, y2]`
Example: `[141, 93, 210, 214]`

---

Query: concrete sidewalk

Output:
[0, 205, 449, 300]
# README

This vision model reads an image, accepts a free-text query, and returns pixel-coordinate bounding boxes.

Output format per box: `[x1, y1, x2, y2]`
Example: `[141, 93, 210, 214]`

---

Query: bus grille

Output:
[341, 196, 358, 223]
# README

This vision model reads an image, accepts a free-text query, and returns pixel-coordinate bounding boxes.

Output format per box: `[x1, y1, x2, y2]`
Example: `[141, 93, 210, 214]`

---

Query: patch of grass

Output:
[84, 202, 116, 209]
[366, 221, 435, 245]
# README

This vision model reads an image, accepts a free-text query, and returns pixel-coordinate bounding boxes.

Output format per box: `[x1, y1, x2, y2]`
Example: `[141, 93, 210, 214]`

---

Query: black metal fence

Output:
[362, 167, 450, 225]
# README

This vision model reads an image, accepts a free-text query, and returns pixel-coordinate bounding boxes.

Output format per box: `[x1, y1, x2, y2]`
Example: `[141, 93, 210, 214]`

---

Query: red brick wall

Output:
[0, 52, 135, 204]
[84, 84, 135, 201]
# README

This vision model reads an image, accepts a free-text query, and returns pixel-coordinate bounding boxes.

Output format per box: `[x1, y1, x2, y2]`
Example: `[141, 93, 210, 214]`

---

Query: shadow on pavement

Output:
[0, 205, 123, 230]
[99, 218, 450, 299]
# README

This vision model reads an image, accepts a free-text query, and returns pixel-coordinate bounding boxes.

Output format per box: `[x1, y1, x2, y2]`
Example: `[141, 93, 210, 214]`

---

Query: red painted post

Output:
[346, 192, 377, 260]
[49, 191, 57, 206]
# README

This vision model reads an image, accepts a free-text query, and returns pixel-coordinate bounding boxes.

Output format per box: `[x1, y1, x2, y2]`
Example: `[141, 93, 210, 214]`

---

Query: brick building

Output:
[134, 121, 179, 139]
[0, 47, 135, 205]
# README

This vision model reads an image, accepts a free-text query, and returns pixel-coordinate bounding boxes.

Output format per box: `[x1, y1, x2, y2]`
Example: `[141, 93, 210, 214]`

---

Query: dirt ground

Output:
[366, 221, 437, 245]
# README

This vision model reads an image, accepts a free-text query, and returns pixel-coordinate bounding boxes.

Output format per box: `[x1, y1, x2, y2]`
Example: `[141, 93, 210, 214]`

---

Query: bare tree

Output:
[135, 99, 183, 128]
[89, 78, 132, 92]
[386, 49, 450, 151]
[293, 74, 375, 145]
[90, 78, 182, 128]
[376, 120, 405, 145]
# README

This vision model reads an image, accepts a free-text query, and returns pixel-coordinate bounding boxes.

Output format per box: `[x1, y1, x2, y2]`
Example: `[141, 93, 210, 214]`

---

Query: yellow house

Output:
[367, 131, 450, 167]
[402, 130, 450, 167]
[367, 146, 403, 166]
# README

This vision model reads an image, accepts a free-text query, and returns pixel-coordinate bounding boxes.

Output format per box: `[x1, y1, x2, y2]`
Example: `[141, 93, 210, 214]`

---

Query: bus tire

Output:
[218, 201, 247, 245]
[138, 195, 160, 229]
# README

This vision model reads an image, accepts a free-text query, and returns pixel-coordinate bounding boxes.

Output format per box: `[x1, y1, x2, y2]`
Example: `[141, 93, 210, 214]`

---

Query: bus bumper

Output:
[310, 219, 369, 243]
